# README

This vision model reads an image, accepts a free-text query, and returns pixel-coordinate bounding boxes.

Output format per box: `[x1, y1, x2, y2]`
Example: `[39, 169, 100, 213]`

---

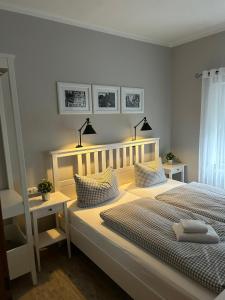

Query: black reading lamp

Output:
[76, 118, 96, 148]
[133, 117, 152, 140]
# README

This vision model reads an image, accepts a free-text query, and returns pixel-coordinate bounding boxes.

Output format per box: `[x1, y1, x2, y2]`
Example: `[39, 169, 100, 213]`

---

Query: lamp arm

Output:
[77, 118, 89, 148]
[134, 117, 146, 129]
[134, 126, 137, 141]
[78, 118, 89, 132]
[78, 130, 82, 147]
[133, 117, 146, 140]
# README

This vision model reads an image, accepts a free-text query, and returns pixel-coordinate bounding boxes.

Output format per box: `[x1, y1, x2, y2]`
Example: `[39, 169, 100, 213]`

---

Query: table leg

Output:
[55, 213, 59, 228]
[31, 266, 38, 285]
[33, 215, 41, 272]
[63, 203, 71, 258]
[181, 167, 185, 182]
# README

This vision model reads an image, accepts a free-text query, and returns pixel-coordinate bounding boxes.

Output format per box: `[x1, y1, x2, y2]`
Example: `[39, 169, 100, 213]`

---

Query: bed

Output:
[50, 138, 224, 300]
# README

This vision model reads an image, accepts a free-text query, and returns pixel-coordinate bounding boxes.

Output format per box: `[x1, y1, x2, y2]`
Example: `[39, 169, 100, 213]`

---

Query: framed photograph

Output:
[92, 85, 120, 114]
[57, 82, 92, 114]
[121, 87, 144, 113]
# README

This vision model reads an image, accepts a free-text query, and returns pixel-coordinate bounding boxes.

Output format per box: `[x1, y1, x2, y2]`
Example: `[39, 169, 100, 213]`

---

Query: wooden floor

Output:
[12, 244, 132, 300]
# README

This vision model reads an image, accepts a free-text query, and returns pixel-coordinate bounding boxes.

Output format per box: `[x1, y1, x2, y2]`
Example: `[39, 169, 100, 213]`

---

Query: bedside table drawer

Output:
[171, 166, 183, 174]
[34, 203, 63, 218]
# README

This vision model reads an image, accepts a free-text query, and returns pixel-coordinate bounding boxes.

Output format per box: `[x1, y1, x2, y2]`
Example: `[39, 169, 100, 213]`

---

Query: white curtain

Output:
[199, 67, 225, 188]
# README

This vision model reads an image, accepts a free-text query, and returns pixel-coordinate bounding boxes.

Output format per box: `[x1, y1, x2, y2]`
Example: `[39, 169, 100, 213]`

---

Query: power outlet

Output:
[27, 186, 38, 195]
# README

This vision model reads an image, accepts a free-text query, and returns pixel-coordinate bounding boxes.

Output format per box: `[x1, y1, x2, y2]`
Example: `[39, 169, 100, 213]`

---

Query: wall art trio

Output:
[57, 82, 144, 115]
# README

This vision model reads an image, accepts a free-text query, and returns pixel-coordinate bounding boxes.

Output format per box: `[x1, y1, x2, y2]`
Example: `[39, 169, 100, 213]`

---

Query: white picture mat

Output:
[92, 85, 120, 114]
[57, 82, 92, 114]
[121, 87, 144, 113]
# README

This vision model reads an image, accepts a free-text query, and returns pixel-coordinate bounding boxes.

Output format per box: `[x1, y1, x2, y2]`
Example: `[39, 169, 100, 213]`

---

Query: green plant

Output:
[37, 179, 53, 194]
[166, 152, 176, 161]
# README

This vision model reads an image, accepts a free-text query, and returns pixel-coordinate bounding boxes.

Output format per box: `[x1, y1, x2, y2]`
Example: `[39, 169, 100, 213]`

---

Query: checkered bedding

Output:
[100, 198, 225, 294]
[74, 167, 119, 208]
[156, 182, 225, 223]
[134, 161, 166, 187]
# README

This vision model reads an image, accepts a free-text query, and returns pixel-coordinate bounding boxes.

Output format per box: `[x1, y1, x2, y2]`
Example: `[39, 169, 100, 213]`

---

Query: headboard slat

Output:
[123, 147, 126, 167]
[86, 152, 91, 175]
[52, 155, 60, 191]
[109, 149, 113, 167]
[135, 145, 139, 163]
[141, 144, 144, 163]
[102, 150, 106, 171]
[94, 152, 99, 174]
[129, 146, 133, 166]
[77, 154, 83, 175]
[115, 148, 120, 169]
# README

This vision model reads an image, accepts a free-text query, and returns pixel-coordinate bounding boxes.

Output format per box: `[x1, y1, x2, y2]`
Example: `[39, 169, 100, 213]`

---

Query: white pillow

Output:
[74, 167, 119, 208]
[134, 160, 166, 188]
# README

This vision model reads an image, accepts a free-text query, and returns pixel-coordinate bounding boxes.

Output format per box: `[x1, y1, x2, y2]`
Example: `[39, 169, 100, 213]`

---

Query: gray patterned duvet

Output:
[100, 198, 225, 294]
[156, 182, 225, 223]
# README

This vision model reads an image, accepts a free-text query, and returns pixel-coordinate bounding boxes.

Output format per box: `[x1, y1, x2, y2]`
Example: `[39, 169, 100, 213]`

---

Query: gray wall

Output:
[172, 31, 225, 181]
[0, 10, 172, 187]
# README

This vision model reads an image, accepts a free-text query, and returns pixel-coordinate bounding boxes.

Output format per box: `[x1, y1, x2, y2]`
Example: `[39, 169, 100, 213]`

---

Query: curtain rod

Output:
[195, 69, 219, 79]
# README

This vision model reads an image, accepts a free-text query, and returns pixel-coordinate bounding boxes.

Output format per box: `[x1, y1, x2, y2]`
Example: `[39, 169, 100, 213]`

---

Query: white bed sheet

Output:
[121, 178, 185, 199]
[68, 181, 216, 300]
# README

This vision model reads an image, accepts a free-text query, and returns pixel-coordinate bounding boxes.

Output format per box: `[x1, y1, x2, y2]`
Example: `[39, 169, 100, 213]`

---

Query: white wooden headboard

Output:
[50, 138, 159, 198]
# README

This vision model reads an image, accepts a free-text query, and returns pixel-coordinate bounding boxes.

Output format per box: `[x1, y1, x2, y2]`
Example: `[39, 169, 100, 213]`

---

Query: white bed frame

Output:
[50, 138, 224, 300]
[51, 138, 159, 199]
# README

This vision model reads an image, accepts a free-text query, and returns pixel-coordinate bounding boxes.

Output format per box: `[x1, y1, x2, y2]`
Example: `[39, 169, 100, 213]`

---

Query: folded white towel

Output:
[173, 223, 220, 244]
[180, 219, 208, 233]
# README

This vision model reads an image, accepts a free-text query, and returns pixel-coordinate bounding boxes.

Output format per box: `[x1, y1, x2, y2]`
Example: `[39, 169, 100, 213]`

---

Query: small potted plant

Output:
[166, 152, 176, 164]
[37, 179, 53, 201]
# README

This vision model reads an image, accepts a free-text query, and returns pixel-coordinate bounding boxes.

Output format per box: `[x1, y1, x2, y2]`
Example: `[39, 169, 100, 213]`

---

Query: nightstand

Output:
[163, 163, 186, 182]
[29, 192, 71, 272]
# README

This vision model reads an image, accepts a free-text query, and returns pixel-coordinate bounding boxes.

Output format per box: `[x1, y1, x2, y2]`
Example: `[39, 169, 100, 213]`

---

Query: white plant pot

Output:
[42, 193, 50, 201]
[167, 160, 173, 165]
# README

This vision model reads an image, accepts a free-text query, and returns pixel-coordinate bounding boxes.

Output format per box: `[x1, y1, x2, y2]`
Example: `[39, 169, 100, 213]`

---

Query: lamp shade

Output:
[83, 124, 96, 135]
[141, 120, 152, 131]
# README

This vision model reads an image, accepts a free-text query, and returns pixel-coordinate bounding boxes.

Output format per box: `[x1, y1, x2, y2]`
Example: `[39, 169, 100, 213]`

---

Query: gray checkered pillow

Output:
[74, 167, 119, 208]
[134, 160, 166, 187]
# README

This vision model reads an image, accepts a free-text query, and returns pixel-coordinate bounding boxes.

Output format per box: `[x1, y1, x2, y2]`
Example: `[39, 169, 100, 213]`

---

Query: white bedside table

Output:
[29, 192, 71, 271]
[163, 163, 186, 182]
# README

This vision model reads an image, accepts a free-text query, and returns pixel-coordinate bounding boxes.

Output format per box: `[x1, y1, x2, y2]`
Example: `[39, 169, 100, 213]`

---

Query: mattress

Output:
[68, 182, 215, 300]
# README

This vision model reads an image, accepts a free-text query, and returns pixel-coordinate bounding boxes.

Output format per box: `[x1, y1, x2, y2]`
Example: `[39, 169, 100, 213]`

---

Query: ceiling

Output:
[1, 0, 225, 47]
